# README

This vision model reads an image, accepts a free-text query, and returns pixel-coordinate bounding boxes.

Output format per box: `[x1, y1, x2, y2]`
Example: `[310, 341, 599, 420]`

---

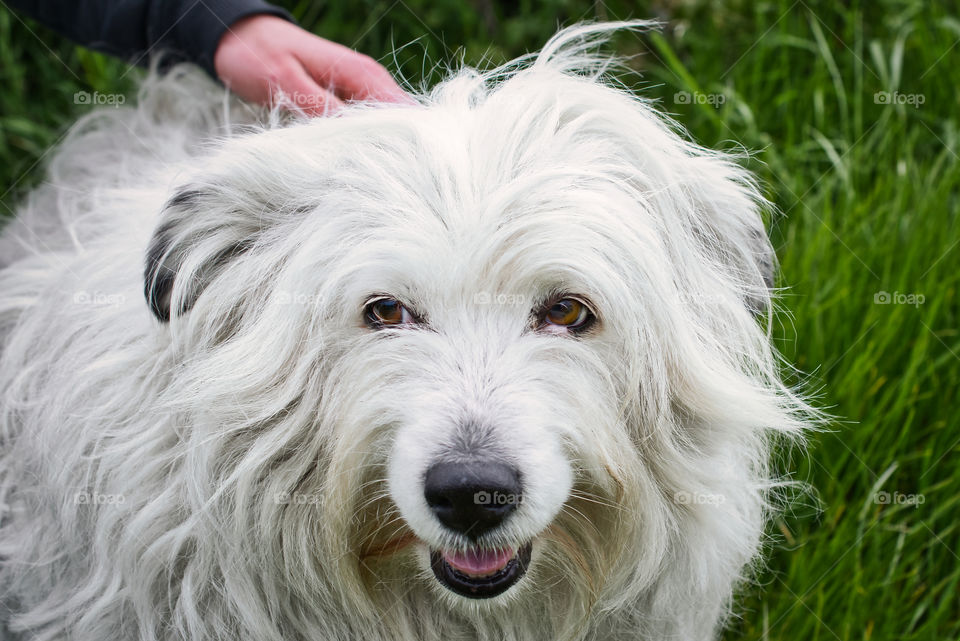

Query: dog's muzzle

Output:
[423, 460, 530, 598]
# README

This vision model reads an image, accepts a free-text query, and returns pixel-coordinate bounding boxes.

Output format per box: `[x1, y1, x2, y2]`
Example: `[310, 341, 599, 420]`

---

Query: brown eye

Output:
[541, 297, 595, 333]
[364, 297, 416, 328]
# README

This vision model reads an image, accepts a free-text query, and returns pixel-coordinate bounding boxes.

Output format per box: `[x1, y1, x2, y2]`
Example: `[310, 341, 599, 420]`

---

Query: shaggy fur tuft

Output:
[0, 23, 814, 641]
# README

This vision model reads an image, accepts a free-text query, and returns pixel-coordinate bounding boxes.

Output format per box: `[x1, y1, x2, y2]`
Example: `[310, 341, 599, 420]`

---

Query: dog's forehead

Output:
[329, 152, 633, 270]
[255, 90, 679, 306]
[301, 107, 657, 238]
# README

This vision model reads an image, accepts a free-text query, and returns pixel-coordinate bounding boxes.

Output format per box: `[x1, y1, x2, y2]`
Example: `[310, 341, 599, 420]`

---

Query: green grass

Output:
[1, 1, 958, 639]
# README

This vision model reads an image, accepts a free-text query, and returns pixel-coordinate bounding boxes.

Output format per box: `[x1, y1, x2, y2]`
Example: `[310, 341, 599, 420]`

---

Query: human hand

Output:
[214, 15, 410, 114]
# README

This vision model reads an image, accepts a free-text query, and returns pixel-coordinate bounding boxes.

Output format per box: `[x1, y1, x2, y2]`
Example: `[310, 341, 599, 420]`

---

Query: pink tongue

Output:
[443, 548, 516, 576]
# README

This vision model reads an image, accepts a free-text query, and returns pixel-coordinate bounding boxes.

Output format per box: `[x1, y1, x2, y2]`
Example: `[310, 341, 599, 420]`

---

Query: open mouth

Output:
[430, 542, 532, 599]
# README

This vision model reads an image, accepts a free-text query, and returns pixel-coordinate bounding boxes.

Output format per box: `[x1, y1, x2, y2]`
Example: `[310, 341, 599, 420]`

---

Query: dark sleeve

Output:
[4, 0, 295, 78]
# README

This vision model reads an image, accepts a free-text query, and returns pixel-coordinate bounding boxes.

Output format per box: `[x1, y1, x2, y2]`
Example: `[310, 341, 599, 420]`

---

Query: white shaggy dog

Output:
[0, 23, 812, 641]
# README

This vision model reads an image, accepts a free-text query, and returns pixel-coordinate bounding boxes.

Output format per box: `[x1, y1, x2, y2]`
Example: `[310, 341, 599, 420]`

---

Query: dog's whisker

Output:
[567, 489, 631, 514]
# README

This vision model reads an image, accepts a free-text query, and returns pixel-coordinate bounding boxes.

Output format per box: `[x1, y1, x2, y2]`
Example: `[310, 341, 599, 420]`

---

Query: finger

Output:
[298, 41, 410, 103]
[333, 55, 410, 103]
[273, 62, 345, 116]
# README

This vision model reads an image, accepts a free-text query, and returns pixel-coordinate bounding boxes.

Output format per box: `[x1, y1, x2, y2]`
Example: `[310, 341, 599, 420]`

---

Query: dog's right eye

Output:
[537, 296, 597, 335]
[364, 297, 417, 328]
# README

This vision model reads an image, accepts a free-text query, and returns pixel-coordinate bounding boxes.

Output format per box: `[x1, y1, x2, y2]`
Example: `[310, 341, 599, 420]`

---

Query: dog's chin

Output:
[430, 542, 533, 599]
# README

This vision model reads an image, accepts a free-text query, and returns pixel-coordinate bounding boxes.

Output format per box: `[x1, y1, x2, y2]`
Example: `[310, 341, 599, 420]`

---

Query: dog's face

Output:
[143, 63, 800, 637]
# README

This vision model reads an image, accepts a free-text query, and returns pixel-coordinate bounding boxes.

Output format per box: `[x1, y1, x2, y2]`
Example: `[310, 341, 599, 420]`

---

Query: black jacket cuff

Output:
[159, 0, 295, 78]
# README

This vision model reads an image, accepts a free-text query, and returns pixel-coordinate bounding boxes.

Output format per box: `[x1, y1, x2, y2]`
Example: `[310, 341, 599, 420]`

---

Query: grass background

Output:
[1, 0, 957, 638]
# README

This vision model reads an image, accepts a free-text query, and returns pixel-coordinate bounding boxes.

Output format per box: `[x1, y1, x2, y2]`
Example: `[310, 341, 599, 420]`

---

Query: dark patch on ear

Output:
[144, 186, 256, 323]
[144, 232, 253, 322]
[166, 189, 203, 210]
[144, 187, 205, 321]
[144, 229, 176, 322]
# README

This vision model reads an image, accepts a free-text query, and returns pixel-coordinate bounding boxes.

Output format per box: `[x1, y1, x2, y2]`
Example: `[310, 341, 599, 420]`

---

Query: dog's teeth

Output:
[442, 548, 515, 577]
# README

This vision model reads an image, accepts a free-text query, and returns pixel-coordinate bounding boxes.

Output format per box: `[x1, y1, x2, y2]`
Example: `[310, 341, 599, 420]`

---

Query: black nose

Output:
[424, 460, 522, 540]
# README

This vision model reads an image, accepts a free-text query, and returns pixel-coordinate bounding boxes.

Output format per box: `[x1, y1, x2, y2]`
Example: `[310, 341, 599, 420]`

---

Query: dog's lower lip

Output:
[430, 543, 532, 599]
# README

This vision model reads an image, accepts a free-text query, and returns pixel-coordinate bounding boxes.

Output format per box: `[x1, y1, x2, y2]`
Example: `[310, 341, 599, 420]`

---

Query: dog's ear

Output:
[680, 155, 777, 317]
[693, 217, 775, 317]
[144, 186, 258, 322]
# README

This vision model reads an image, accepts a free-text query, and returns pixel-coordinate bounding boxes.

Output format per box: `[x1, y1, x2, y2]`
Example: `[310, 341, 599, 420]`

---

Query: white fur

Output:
[0, 23, 813, 641]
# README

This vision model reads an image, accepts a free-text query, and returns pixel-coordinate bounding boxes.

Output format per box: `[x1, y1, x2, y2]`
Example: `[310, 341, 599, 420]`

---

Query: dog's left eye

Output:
[364, 297, 417, 328]
[540, 297, 595, 334]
